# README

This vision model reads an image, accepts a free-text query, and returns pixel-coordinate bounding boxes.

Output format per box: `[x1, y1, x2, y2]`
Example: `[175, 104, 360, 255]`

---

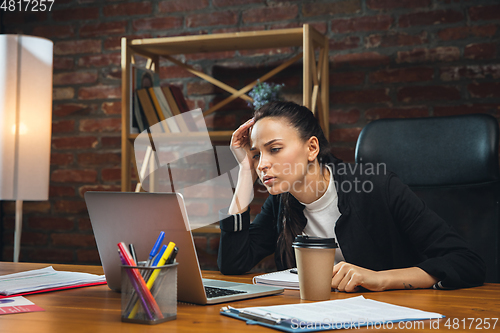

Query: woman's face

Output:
[249, 117, 313, 195]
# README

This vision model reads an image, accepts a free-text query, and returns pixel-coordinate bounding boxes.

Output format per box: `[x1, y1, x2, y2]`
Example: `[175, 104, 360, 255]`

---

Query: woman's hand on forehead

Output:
[230, 118, 256, 172]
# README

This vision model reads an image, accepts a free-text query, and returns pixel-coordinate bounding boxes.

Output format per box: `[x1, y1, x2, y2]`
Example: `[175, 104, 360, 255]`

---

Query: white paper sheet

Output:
[0, 266, 105, 296]
[237, 296, 443, 325]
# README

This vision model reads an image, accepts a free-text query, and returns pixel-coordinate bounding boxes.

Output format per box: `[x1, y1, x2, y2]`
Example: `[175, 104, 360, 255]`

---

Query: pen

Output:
[142, 245, 167, 293]
[152, 245, 167, 267]
[129, 244, 138, 265]
[166, 246, 178, 265]
[119, 242, 135, 265]
[147, 231, 165, 266]
[128, 241, 176, 319]
[145, 244, 167, 281]
[145, 244, 167, 280]
[122, 242, 140, 316]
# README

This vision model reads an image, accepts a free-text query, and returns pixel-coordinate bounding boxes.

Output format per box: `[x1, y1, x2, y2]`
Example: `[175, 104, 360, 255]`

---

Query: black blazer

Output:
[218, 162, 486, 289]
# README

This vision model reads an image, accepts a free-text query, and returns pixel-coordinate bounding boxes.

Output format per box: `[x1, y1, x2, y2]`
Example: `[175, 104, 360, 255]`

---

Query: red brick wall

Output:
[1, 0, 499, 269]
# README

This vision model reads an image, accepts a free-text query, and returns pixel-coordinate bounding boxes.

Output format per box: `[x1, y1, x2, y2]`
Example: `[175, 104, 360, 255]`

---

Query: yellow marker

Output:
[128, 241, 176, 319]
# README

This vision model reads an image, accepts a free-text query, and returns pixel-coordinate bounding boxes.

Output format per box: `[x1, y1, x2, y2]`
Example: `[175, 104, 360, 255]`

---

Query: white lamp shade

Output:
[0, 35, 53, 201]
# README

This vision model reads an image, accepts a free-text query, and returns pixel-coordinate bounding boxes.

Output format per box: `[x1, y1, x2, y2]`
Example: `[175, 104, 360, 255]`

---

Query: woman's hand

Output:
[230, 118, 256, 174]
[331, 262, 386, 292]
[228, 118, 257, 214]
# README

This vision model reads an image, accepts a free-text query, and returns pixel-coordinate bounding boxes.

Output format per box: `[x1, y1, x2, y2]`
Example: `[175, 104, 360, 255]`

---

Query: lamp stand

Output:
[13, 200, 23, 262]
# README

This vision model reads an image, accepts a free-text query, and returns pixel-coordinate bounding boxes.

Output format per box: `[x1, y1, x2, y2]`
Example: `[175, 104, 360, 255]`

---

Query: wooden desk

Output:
[1, 262, 499, 332]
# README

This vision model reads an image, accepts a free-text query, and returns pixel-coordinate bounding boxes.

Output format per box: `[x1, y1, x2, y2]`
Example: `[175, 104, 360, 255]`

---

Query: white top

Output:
[298, 165, 345, 265]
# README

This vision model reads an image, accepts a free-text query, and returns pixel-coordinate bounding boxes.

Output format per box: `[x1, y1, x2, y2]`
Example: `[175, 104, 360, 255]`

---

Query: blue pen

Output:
[151, 245, 167, 268]
[147, 231, 165, 266]
[145, 245, 166, 282]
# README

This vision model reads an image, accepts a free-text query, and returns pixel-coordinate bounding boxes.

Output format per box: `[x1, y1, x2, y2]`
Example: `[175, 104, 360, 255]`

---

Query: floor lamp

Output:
[0, 35, 53, 262]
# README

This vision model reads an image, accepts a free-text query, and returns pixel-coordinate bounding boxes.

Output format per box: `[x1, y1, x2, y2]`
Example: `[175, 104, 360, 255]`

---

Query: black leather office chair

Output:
[355, 114, 500, 283]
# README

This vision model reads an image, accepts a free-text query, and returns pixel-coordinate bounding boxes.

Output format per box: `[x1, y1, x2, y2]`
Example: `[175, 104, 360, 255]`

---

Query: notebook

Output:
[84, 191, 284, 305]
[253, 268, 299, 289]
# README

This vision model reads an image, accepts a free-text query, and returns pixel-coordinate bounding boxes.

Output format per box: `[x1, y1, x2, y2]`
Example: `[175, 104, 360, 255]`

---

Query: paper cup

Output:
[292, 235, 337, 301]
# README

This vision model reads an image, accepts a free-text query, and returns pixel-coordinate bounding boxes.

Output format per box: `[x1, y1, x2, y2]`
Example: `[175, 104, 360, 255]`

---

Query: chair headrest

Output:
[355, 114, 499, 186]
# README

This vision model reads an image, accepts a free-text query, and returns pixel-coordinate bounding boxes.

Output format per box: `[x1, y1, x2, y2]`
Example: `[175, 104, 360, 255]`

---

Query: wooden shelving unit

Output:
[121, 24, 329, 199]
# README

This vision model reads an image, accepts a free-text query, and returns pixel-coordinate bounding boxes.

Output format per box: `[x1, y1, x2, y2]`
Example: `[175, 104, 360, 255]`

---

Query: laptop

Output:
[84, 191, 284, 305]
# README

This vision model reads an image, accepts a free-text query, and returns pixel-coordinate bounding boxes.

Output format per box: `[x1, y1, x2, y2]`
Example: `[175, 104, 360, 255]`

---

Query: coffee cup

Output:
[292, 235, 338, 301]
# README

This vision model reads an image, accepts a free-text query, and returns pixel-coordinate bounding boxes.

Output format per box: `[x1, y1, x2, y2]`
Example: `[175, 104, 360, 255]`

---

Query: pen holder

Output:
[120, 263, 177, 324]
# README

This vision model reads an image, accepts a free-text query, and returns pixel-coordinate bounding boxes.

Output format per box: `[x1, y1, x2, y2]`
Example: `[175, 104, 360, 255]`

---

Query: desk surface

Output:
[1, 262, 499, 333]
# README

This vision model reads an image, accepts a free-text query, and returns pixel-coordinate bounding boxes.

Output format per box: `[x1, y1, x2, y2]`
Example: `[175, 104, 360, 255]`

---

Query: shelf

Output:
[129, 28, 306, 56]
[121, 24, 329, 192]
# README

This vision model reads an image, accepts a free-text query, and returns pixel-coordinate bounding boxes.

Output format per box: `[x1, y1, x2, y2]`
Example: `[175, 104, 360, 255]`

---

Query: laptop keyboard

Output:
[205, 286, 248, 298]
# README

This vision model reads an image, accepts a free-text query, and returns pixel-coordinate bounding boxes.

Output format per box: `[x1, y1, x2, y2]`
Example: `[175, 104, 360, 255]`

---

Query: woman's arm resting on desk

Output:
[331, 262, 439, 293]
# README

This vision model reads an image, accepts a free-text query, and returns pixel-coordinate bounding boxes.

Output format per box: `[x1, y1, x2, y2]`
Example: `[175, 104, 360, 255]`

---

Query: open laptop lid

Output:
[85, 191, 208, 304]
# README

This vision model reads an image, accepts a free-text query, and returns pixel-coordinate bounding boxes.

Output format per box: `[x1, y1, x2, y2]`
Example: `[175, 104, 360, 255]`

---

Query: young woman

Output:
[218, 101, 485, 292]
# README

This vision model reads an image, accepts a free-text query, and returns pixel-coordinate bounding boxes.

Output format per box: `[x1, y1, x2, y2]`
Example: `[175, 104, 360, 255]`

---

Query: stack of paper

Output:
[221, 296, 444, 332]
[0, 266, 106, 297]
[252, 269, 299, 290]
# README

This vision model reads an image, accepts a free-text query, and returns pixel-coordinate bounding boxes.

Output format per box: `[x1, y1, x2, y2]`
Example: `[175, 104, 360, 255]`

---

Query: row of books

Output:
[130, 64, 198, 134]
[133, 85, 197, 134]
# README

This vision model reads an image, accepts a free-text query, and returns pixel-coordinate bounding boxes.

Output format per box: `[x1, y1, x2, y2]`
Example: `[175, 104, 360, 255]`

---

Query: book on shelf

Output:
[161, 86, 190, 132]
[150, 87, 172, 118]
[129, 65, 200, 134]
[130, 64, 160, 133]
[130, 64, 138, 133]
[133, 93, 147, 132]
[170, 85, 190, 113]
[147, 87, 166, 122]
[161, 86, 182, 116]
[136, 88, 169, 133]
[152, 86, 181, 133]
[148, 87, 180, 133]
[165, 85, 198, 132]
